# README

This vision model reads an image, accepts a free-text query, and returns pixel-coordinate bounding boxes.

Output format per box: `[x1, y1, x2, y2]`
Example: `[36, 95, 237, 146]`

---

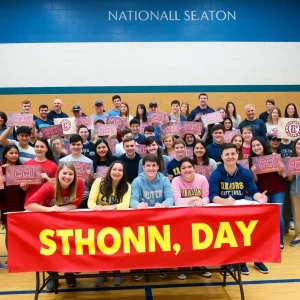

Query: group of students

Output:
[0, 93, 300, 290]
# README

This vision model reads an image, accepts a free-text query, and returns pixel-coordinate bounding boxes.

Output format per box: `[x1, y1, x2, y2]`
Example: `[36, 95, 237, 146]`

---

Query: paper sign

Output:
[75, 116, 94, 130]
[6, 165, 42, 185]
[180, 121, 202, 135]
[63, 142, 71, 154]
[136, 144, 147, 157]
[252, 154, 282, 174]
[139, 122, 148, 134]
[94, 124, 117, 136]
[0, 168, 4, 189]
[96, 166, 109, 178]
[266, 125, 278, 137]
[148, 112, 168, 124]
[69, 161, 91, 179]
[224, 129, 241, 143]
[283, 157, 300, 175]
[7, 113, 33, 127]
[107, 138, 117, 156]
[161, 123, 182, 137]
[278, 118, 300, 140]
[194, 165, 213, 180]
[106, 117, 127, 130]
[201, 111, 223, 125]
[40, 124, 63, 139]
[185, 147, 193, 158]
[54, 117, 77, 135]
[237, 159, 250, 169]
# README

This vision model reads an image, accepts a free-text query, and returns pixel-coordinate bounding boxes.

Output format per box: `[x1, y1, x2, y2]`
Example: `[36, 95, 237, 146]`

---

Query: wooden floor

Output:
[1, 229, 300, 300]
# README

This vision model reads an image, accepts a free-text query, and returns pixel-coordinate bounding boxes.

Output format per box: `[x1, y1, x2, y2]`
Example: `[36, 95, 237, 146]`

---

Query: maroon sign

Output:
[201, 111, 223, 125]
[283, 157, 300, 175]
[94, 124, 117, 136]
[0, 168, 4, 189]
[136, 144, 147, 157]
[139, 122, 148, 134]
[7, 113, 33, 127]
[185, 147, 193, 158]
[148, 112, 168, 124]
[96, 166, 109, 178]
[180, 122, 202, 135]
[161, 123, 182, 137]
[224, 129, 241, 143]
[106, 117, 128, 130]
[194, 165, 213, 180]
[40, 124, 63, 139]
[75, 116, 94, 129]
[252, 154, 282, 174]
[237, 159, 250, 169]
[70, 162, 91, 180]
[6, 165, 42, 185]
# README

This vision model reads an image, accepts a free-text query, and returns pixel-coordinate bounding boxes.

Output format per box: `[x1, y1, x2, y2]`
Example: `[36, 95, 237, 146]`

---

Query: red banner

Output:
[8, 205, 280, 273]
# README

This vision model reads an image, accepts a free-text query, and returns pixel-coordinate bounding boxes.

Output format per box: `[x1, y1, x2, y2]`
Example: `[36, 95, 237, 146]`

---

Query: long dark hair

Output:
[145, 136, 165, 172]
[94, 138, 113, 171]
[34, 137, 55, 163]
[223, 117, 233, 131]
[0, 111, 8, 128]
[135, 104, 147, 122]
[284, 103, 298, 118]
[99, 161, 128, 203]
[193, 140, 209, 166]
[291, 137, 300, 157]
[248, 137, 271, 167]
[2, 145, 22, 165]
[225, 101, 237, 119]
[183, 133, 197, 148]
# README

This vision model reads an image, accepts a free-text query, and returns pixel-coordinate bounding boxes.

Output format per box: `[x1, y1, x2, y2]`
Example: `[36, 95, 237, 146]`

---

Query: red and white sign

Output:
[194, 165, 213, 180]
[69, 162, 91, 180]
[278, 118, 300, 140]
[148, 112, 168, 124]
[96, 166, 109, 178]
[75, 116, 94, 130]
[237, 159, 250, 169]
[161, 123, 182, 137]
[252, 154, 282, 174]
[54, 117, 77, 135]
[94, 124, 117, 136]
[224, 129, 241, 143]
[106, 117, 127, 130]
[40, 124, 63, 139]
[185, 147, 193, 158]
[6, 165, 42, 185]
[139, 122, 148, 134]
[7, 113, 33, 127]
[201, 111, 223, 125]
[283, 157, 300, 175]
[180, 122, 202, 135]
[136, 144, 147, 157]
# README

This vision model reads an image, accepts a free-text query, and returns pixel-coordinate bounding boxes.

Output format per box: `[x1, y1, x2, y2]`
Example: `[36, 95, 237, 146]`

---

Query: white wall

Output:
[0, 42, 299, 88]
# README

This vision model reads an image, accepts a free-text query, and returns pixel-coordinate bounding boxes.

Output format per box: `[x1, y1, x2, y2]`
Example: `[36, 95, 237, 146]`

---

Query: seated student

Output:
[192, 140, 217, 171]
[59, 134, 94, 208]
[209, 143, 268, 276]
[24, 162, 84, 291]
[77, 125, 96, 160]
[138, 136, 169, 176]
[88, 161, 131, 287]
[168, 100, 187, 123]
[130, 118, 146, 144]
[115, 128, 133, 157]
[50, 136, 68, 164]
[206, 124, 225, 164]
[167, 139, 186, 181]
[119, 136, 141, 183]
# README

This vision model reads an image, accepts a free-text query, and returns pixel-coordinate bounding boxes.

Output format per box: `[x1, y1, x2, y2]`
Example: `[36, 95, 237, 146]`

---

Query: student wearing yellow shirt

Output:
[87, 160, 131, 286]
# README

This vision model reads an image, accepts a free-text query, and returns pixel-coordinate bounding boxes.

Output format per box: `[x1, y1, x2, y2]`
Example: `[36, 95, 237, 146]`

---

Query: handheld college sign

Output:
[283, 157, 300, 175]
[8, 205, 280, 273]
[40, 124, 63, 139]
[252, 154, 282, 174]
[7, 113, 33, 127]
[278, 118, 300, 140]
[6, 165, 42, 185]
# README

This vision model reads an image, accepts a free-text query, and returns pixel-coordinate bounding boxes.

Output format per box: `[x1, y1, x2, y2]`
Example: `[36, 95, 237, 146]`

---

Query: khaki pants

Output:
[291, 195, 300, 239]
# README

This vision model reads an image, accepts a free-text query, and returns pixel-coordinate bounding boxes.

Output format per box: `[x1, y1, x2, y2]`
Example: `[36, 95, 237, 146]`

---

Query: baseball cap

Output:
[95, 100, 104, 106]
[268, 135, 281, 140]
[72, 105, 81, 111]
[16, 126, 31, 135]
[149, 101, 157, 107]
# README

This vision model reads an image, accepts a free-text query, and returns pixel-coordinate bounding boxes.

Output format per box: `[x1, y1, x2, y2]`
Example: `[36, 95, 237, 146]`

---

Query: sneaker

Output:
[290, 239, 300, 247]
[177, 273, 186, 280]
[280, 244, 284, 251]
[289, 221, 295, 230]
[220, 265, 230, 276]
[113, 276, 123, 286]
[159, 273, 168, 279]
[0, 262, 7, 269]
[46, 272, 59, 292]
[94, 276, 107, 287]
[65, 273, 76, 287]
[254, 263, 268, 274]
[240, 263, 249, 275]
[198, 266, 211, 278]
[133, 275, 143, 281]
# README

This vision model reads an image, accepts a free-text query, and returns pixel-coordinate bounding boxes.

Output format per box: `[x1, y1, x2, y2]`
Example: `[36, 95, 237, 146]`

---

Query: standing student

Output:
[0, 145, 27, 269]
[180, 102, 190, 119]
[162, 134, 175, 159]
[135, 104, 148, 123]
[169, 100, 187, 123]
[259, 99, 276, 123]
[92, 100, 108, 122]
[47, 99, 69, 124]
[119, 102, 133, 123]
[284, 103, 299, 118]
[249, 137, 286, 250]
[193, 141, 217, 171]
[209, 143, 268, 275]
[50, 136, 67, 164]
[206, 124, 225, 164]
[88, 161, 131, 287]
[108, 95, 121, 117]
[77, 125, 96, 160]
[231, 134, 244, 160]
[0, 112, 11, 159]
[187, 93, 214, 122]
[115, 129, 133, 157]
[167, 139, 186, 181]
[225, 101, 241, 130]
[35, 104, 52, 130]
[223, 117, 233, 131]
[266, 107, 281, 137]
[129, 118, 146, 144]
[25, 162, 84, 291]
[138, 136, 169, 176]
[241, 126, 253, 159]
[23, 138, 58, 202]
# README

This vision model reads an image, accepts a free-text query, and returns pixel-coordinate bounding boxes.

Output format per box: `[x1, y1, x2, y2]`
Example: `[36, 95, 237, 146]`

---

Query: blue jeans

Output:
[267, 192, 285, 245]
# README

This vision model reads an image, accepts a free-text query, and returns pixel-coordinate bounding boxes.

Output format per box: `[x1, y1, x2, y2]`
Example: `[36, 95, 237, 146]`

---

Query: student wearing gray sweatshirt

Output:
[130, 154, 174, 209]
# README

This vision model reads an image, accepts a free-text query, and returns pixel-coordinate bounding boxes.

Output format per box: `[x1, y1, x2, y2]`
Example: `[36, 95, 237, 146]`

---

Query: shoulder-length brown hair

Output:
[54, 162, 78, 205]
[120, 102, 130, 118]
[267, 107, 282, 124]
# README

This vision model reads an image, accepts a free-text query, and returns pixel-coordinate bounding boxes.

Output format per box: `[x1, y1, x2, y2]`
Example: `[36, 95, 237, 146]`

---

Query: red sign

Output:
[201, 112, 223, 125]
[136, 144, 147, 157]
[40, 124, 63, 139]
[224, 129, 241, 143]
[107, 138, 117, 156]
[7, 205, 280, 273]
[148, 112, 168, 124]
[106, 117, 128, 130]
[0, 168, 4, 189]
[194, 165, 213, 180]
[237, 159, 250, 169]
[69, 162, 91, 179]
[75, 116, 94, 130]
[185, 147, 193, 158]
[94, 124, 117, 136]
[6, 165, 42, 185]
[252, 154, 282, 174]
[139, 122, 148, 134]
[181, 121, 202, 135]
[96, 166, 109, 178]
[161, 123, 182, 137]
[283, 157, 300, 175]
[7, 113, 33, 127]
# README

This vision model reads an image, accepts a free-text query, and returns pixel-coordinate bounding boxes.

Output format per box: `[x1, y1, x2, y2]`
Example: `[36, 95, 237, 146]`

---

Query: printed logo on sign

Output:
[285, 121, 300, 138]
[61, 120, 71, 131]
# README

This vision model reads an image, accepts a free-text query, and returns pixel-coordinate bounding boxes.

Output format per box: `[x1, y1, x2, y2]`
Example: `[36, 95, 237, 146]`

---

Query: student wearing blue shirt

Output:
[47, 99, 68, 124]
[35, 104, 51, 130]
[206, 124, 225, 164]
[108, 95, 121, 117]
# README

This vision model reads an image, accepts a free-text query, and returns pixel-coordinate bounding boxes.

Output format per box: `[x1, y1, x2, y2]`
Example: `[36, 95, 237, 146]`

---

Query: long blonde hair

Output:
[54, 163, 78, 205]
